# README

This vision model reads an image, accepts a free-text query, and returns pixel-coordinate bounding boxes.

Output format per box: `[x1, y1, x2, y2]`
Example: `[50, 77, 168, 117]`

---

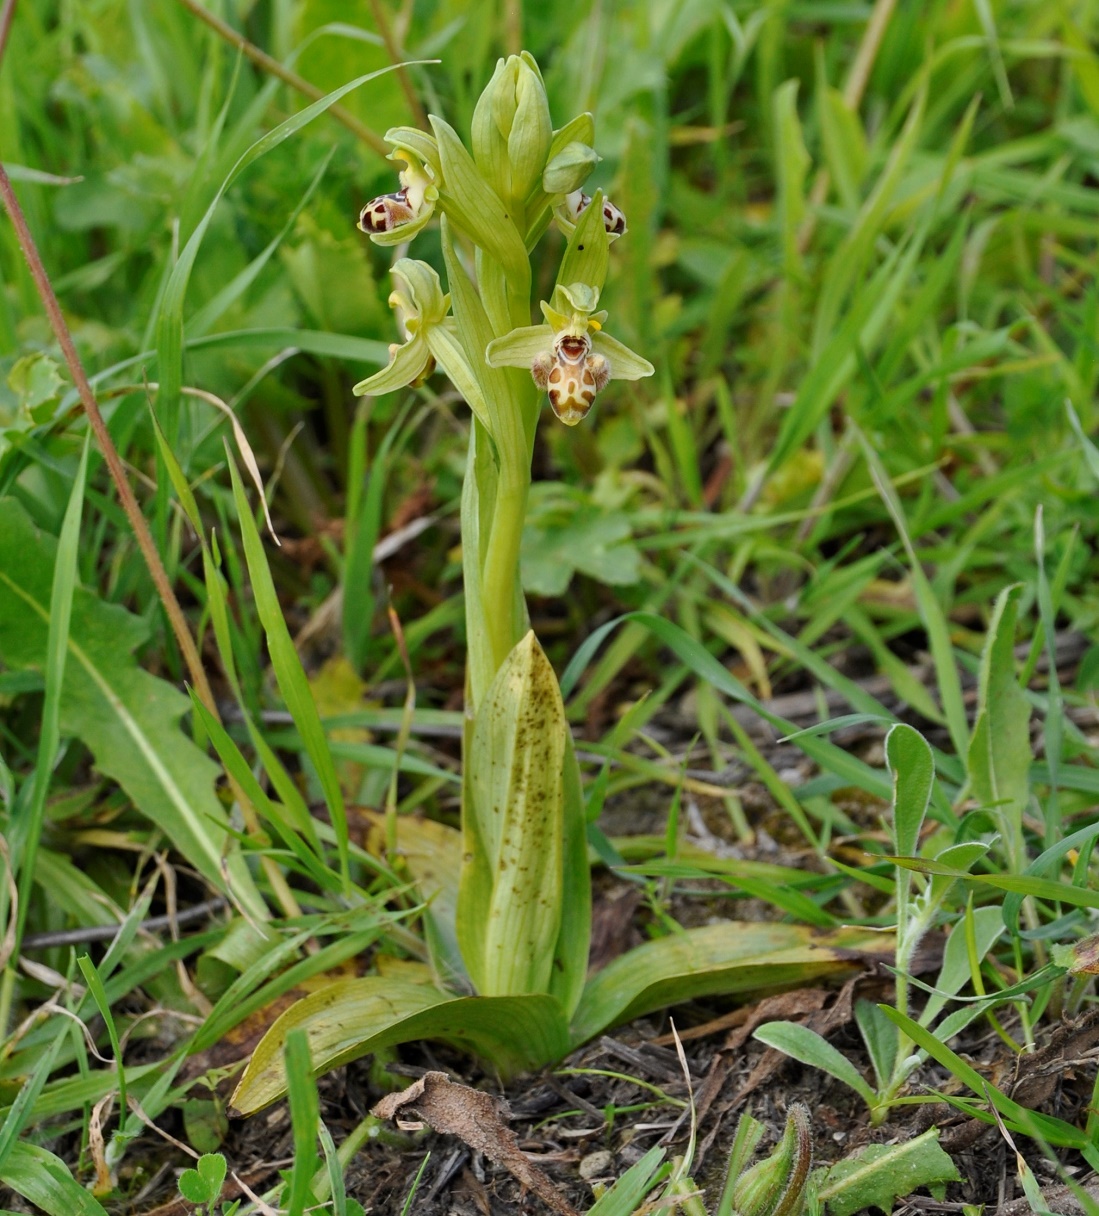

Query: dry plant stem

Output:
[795, 0, 898, 255]
[0, 0, 16, 70]
[0, 162, 219, 721]
[175, 0, 390, 158]
[366, 0, 428, 130]
[503, 0, 522, 57]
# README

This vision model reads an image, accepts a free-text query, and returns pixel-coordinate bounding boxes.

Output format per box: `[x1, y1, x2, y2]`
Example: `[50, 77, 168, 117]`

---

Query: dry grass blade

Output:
[174, 0, 390, 156]
[0, 164, 219, 720]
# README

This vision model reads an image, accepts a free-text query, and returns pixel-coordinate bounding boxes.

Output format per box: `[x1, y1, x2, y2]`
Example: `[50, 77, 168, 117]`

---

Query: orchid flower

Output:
[485, 282, 653, 424]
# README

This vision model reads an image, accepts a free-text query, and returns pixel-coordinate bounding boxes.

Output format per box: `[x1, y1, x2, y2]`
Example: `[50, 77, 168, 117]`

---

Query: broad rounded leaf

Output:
[230, 980, 571, 1112]
[570, 922, 890, 1045]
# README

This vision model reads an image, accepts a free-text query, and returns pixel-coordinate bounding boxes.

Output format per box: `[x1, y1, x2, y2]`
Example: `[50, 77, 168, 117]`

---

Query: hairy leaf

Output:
[815, 1129, 959, 1216]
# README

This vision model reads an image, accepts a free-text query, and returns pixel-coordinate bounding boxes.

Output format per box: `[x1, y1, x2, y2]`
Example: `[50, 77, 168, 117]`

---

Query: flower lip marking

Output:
[563, 190, 627, 237]
[531, 330, 611, 426]
[358, 189, 416, 234]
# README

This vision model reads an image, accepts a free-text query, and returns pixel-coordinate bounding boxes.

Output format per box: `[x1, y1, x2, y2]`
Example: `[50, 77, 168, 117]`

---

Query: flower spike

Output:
[485, 282, 653, 426]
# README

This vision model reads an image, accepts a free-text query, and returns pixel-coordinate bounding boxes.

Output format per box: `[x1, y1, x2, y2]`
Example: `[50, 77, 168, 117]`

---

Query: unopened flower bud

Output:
[1054, 933, 1099, 975]
[542, 142, 600, 195]
[730, 1105, 812, 1216]
[558, 190, 628, 238]
[471, 51, 552, 213]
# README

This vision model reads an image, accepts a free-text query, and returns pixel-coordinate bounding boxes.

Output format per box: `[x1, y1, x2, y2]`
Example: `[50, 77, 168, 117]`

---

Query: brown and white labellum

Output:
[531, 332, 611, 425]
[358, 189, 416, 234]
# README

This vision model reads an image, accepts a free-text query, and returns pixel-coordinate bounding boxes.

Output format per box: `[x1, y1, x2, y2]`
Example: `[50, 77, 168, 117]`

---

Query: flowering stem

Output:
[481, 476, 530, 675]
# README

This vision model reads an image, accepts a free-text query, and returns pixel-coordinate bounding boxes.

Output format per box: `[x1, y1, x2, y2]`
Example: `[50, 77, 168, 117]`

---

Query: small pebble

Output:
[579, 1150, 614, 1181]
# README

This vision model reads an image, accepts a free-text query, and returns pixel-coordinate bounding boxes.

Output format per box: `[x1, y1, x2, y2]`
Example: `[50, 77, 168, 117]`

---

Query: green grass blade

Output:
[187, 149, 335, 338]
[859, 431, 970, 759]
[0, 1021, 69, 1172]
[563, 612, 891, 799]
[0, 499, 262, 911]
[284, 1030, 321, 1216]
[878, 1005, 1087, 1149]
[11, 436, 88, 953]
[0, 1143, 112, 1216]
[76, 954, 128, 1121]
[228, 453, 349, 892]
[587, 1145, 667, 1216]
[155, 63, 411, 440]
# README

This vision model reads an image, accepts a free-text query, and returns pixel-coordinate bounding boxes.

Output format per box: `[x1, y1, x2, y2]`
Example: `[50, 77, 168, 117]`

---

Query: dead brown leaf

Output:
[372, 1072, 579, 1216]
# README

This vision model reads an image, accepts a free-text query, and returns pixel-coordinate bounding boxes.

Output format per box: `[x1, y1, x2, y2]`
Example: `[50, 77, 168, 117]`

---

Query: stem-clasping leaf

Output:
[458, 631, 590, 1013]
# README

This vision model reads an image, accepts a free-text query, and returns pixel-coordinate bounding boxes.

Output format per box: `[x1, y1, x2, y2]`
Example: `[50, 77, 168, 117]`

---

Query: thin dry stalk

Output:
[367, 0, 428, 130]
[175, 0, 390, 157]
[0, 163, 220, 721]
[0, 0, 17, 68]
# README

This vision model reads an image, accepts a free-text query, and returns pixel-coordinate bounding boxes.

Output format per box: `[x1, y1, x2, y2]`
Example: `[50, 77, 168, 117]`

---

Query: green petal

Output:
[391, 258, 448, 324]
[591, 331, 655, 380]
[385, 126, 441, 176]
[352, 334, 431, 396]
[485, 324, 554, 368]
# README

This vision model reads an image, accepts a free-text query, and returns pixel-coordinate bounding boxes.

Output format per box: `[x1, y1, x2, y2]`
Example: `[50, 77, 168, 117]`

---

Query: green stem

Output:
[480, 476, 529, 674]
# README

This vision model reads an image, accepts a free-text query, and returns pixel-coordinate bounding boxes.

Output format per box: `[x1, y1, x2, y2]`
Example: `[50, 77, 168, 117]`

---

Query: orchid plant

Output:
[231, 55, 881, 1115]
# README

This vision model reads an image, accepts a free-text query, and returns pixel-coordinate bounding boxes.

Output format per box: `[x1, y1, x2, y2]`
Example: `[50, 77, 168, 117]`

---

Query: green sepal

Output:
[390, 258, 449, 324]
[556, 189, 611, 293]
[352, 334, 431, 396]
[430, 114, 530, 291]
[591, 331, 655, 380]
[485, 324, 554, 368]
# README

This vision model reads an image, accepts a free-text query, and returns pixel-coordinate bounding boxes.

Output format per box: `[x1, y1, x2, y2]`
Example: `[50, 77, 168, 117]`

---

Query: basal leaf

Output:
[0, 1143, 111, 1216]
[0, 499, 261, 911]
[569, 922, 888, 1046]
[815, 1128, 959, 1216]
[230, 980, 571, 1113]
[753, 1020, 877, 1109]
